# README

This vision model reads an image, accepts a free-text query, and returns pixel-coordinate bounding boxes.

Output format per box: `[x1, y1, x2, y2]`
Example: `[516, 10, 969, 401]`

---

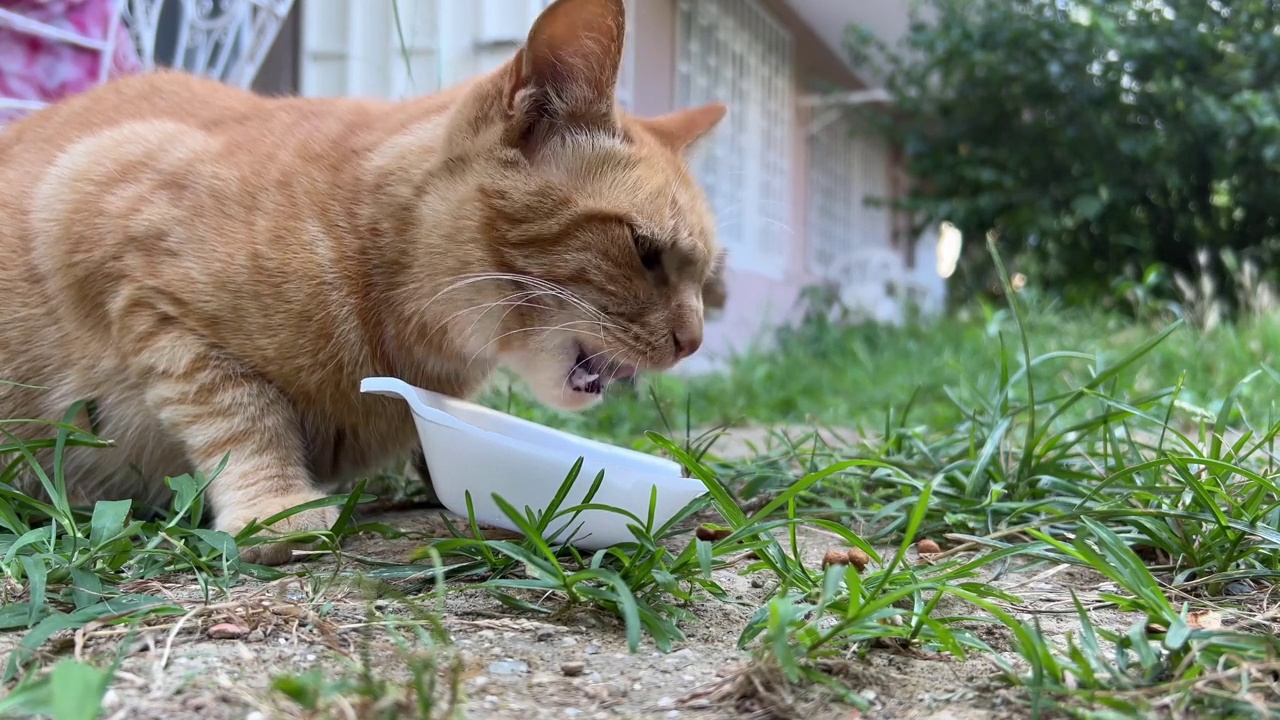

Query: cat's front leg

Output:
[122, 307, 338, 565]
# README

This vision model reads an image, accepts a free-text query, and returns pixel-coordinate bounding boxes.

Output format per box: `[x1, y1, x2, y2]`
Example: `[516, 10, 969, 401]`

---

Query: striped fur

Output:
[0, 0, 725, 565]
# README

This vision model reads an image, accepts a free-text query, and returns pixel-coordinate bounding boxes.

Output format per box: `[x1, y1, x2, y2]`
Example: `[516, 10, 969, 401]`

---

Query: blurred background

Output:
[4, 0, 1279, 438]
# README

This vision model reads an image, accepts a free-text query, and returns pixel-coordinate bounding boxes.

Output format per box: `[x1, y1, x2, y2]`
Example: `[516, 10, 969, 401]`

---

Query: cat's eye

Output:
[630, 227, 664, 274]
[638, 245, 663, 272]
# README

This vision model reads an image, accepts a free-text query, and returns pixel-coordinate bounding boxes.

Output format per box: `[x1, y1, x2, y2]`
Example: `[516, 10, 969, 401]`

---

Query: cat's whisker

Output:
[462, 297, 555, 337]
[438, 277, 629, 339]
[602, 348, 636, 385]
[418, 275, 576, 321]
[446, 273, 609, 321]
[423, 289, 551, 342]
[466, 321, 608, 366]
[488, 294, 627, 338]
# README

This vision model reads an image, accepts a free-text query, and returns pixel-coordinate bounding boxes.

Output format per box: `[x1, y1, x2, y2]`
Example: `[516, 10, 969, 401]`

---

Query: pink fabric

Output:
[0, 0, 142, 122]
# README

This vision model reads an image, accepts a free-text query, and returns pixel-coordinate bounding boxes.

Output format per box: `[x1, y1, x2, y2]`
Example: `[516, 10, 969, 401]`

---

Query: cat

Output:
[0, 0, 725, 565]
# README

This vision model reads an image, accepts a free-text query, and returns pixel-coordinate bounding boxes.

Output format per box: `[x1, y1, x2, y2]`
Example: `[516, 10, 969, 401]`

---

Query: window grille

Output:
[676, 0, 794, 278]
[806, 111, 893, 278]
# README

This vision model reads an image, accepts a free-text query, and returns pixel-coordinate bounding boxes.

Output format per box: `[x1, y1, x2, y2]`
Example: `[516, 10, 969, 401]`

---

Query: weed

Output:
[5, 240, 1280, 717]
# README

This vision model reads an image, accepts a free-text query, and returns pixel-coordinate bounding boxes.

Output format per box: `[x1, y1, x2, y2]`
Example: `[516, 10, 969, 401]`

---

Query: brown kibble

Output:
[1187, 610, 1223, 630]
[822, 548, 850, 569]
[560, 661, 586, 677]
[695, 524, 732, 542]
[207, 623, 250, 640]
[846, 548, 870, 571]
[917, 539, 942, 555]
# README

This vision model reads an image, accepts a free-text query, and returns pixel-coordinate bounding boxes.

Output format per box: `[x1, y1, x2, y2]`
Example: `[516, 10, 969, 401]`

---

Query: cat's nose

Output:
[672, 328, 702, 361]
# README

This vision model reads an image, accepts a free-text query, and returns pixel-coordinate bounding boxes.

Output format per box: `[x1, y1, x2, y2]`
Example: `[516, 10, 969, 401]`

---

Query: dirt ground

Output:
[0, 428, 1150, 719]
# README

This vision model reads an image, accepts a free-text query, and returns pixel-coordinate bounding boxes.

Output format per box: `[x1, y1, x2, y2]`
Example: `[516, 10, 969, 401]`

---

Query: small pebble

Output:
[585, 644, 601, 655]
[1226, 581, 1255, 596]
[587, 672, 603, 683]
[561, 636, 578, 647]
[246, 629, 265, 643]
[667, 712, 681, 719]
[206, 623, 250, 640]
[478, 630, 497, 640]
[245, 713, 265, 720]
[657, 696, 676, 709]
[750, 576, 766, 588]
[565, 710, 581, 719]
[472, 676, 490, 690]
[536, 628, 556, 642]
[561, 661, 586, 677]
[487, 660, 529, 676]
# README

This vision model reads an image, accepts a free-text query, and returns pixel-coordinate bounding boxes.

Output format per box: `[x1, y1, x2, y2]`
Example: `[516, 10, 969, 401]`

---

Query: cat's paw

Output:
[216, 494, 341, 566]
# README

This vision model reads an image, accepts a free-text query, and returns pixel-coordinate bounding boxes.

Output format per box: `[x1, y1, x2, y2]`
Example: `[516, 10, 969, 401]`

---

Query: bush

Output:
[849, 0, 1280, 309]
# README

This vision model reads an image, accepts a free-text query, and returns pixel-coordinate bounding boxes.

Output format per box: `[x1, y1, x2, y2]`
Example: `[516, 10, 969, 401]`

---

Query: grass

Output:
[489, 283, 1280, 452]
[3, 245, 1280, 718]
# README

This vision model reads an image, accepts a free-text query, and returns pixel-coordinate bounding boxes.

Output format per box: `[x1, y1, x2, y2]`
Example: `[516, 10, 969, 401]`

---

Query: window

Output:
[806, 111, 893, 279]
[301, 0, 635, 108]
[477, 0, 546, 46]
[301, 0, 439, 99]
[676, 0, 794, 279]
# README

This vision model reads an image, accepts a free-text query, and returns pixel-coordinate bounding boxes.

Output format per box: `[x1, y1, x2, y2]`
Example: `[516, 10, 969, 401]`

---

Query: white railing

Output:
[0, 0, 294, 120]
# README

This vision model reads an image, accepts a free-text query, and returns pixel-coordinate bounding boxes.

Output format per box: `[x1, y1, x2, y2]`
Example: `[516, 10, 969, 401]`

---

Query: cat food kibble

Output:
[846, 548, 870, 571]
[917, 539, 942, 555]
[822, 548, 850, 569]
[695, 525, 732, 542]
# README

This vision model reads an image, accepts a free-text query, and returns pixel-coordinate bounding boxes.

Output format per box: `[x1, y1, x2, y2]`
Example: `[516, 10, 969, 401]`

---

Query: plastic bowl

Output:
[360, 377, 707, 549]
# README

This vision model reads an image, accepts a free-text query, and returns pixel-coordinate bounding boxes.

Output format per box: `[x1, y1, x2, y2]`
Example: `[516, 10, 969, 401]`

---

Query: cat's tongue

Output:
[569, 348, 635, 395]
[568, 365, 603, 395]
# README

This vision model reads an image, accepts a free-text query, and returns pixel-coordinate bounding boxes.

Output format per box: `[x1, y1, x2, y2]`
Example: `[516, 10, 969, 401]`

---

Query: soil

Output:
[0, 427, 1162, 719]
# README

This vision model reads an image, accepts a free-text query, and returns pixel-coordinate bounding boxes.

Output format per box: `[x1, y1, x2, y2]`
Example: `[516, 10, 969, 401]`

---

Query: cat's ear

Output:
[638, 104, 728, 154]
[505, 0, 627, 148]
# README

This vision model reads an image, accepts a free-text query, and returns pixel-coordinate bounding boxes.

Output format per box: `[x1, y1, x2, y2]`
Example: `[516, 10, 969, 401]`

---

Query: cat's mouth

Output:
[567, 345, 637, 396]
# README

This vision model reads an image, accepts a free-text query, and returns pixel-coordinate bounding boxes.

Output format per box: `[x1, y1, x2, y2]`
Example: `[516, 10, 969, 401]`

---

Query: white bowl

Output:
[360, 377, 707, 549]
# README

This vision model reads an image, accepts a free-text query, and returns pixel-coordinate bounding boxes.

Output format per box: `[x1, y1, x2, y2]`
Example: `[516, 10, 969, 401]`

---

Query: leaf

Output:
[19, 555, 48, 627]
[3, 594, 174, 681]
[89, 500, 132, 548]
[69, 569, 105, 610]
[1071, 194, 1104, 220]
[50, 659, 113, 720]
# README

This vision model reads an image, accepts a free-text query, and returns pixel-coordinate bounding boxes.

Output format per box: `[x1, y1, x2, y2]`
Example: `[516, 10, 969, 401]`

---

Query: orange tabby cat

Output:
[0, 0, 725, 565]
